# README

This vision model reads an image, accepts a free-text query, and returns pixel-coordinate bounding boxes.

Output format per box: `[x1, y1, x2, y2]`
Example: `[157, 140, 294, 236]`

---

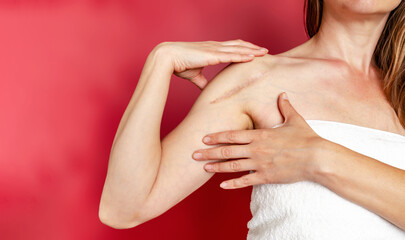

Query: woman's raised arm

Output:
[98, 40, 268, 229]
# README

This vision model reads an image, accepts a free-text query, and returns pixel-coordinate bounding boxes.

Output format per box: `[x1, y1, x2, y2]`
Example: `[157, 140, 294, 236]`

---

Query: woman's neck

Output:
[308, 6, 390, 77]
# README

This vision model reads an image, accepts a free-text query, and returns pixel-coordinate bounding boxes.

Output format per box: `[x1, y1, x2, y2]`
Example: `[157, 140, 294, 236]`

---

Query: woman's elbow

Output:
[98, 203, 146, 229]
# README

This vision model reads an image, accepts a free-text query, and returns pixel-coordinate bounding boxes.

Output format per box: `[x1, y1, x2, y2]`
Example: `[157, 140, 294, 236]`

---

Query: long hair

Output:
[304, 0, 405, 128]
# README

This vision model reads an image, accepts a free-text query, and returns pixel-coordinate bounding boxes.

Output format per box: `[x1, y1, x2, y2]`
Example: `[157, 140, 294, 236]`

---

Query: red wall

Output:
[0, 1, 307, 239]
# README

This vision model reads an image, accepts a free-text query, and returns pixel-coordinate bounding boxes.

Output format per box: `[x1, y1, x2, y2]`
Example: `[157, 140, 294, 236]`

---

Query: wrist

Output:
[134, 43, 175, 91]
[145, 42, 174, 74]
[307, 138, 339, 184]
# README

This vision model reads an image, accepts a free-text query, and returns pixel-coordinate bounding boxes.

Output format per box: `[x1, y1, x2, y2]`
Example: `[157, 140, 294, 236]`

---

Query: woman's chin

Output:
[325, 0, 401, 15]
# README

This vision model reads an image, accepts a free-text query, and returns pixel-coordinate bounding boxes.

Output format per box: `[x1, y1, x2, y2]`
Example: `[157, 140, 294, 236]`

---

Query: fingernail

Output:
[203, 136, 211, 143]
[260, 48, 268, 52]
[248, 54, 255, 57]
[220, 182, 228, 188]
[282, 92, 288, 100]
[204, 164, 213, 170]
[193, 152, 202, 159]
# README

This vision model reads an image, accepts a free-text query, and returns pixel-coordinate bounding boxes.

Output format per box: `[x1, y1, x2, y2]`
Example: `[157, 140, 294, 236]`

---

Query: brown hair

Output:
[304, 0, 405, 128]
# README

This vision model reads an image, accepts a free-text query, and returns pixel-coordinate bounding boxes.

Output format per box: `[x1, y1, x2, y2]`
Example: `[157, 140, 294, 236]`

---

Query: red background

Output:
[0, 0, 307, 239]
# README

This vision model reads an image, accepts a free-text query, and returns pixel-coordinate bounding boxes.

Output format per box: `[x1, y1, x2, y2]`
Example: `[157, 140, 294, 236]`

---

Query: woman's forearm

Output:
[315, 141, 405, 230]
[99, 44, 173, 227]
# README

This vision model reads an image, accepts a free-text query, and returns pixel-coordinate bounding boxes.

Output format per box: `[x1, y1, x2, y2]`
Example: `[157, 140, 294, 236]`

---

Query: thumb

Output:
[278, 92, 300, 123]
[191, 73, 208, 90]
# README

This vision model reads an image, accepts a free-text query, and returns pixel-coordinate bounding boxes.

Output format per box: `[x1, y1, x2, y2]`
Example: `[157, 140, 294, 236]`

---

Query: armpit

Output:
[210, 71, 272, 104]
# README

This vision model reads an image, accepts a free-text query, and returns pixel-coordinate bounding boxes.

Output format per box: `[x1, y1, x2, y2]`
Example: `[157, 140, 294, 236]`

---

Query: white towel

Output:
[247, 119, 405, 240]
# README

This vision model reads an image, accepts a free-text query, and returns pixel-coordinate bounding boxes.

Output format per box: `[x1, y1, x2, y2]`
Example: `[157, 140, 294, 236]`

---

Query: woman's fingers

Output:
[220, 171, 263, 189]
[218, 45, 268, 55]
[222, 39, 266, 50]
[214, 52, 257, 64]
[165, 39, 268, 86]
[202, 130, 257, 144]
[193, 145, 250, 160]
[203, 159, 257, 173]
[213, 39, 268, 64]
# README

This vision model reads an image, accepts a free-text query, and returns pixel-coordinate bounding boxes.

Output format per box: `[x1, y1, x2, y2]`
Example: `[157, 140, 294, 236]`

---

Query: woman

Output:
[99, 0, 405, 238]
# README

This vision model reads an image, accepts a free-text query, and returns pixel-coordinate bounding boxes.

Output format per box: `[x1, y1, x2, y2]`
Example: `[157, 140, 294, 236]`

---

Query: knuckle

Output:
[254, 145, 267, 155]
[236, 55, 246, 61]
[259, 130, 270, 139]
[259, 160, 273, 170]
[241, 176, 249, 186]
[263, 172, 273, 183]
[279, 149, 292, 159]
[249, 145, 261, 157]
[232, 179, 240, 187]
[230, 161, 241, 171]
[217, 54, 229, 64]
[221, 147, 232, 158]
[266, 159, 275, 169]
[207, 57, 220, 65]
[227, 132, 237, 143]
[227, 53, 239, 60]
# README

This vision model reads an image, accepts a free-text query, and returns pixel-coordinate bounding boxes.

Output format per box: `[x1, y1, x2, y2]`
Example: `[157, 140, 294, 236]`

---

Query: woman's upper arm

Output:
[139, 63, 254, 221]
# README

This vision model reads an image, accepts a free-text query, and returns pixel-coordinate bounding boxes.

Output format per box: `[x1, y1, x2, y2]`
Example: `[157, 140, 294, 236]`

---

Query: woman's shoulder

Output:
[200, 52, 314, 103]
[198, 54, 274, 104]
[212, 52, 343, 128]
[196, 53, 306, 129]
[204, 52, 298, 89]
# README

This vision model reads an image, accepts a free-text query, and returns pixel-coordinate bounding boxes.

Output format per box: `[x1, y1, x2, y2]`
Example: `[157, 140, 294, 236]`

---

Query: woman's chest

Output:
[240, 73, 404, 135]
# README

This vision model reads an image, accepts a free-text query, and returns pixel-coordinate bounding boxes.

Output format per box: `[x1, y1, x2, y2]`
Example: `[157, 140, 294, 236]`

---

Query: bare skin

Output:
[98, 40, 271, 229]
[240, 53, 405, 135]
[98, 0, 405, 230]
[191, 0, 405, 231]
[193, 93, 405, 230]
[209, 71, 271, 104]
[240, 0, 405, 135]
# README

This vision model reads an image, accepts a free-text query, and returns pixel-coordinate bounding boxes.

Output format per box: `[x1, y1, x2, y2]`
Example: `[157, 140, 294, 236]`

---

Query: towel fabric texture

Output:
[247, 119, 405, 240]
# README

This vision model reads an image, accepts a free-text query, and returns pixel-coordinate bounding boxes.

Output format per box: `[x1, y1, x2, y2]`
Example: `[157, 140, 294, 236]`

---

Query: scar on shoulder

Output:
[209, 71, 271, 104]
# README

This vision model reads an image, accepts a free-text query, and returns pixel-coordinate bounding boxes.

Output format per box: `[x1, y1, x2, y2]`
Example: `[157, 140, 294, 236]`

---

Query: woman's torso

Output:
[246, 118, 405, 239]
[226, 53, 405, 239]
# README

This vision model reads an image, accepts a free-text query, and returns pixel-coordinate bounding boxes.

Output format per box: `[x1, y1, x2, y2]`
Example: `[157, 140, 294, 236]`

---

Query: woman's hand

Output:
[154, 40, 268, 89]
[192, 92, 327, 189]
